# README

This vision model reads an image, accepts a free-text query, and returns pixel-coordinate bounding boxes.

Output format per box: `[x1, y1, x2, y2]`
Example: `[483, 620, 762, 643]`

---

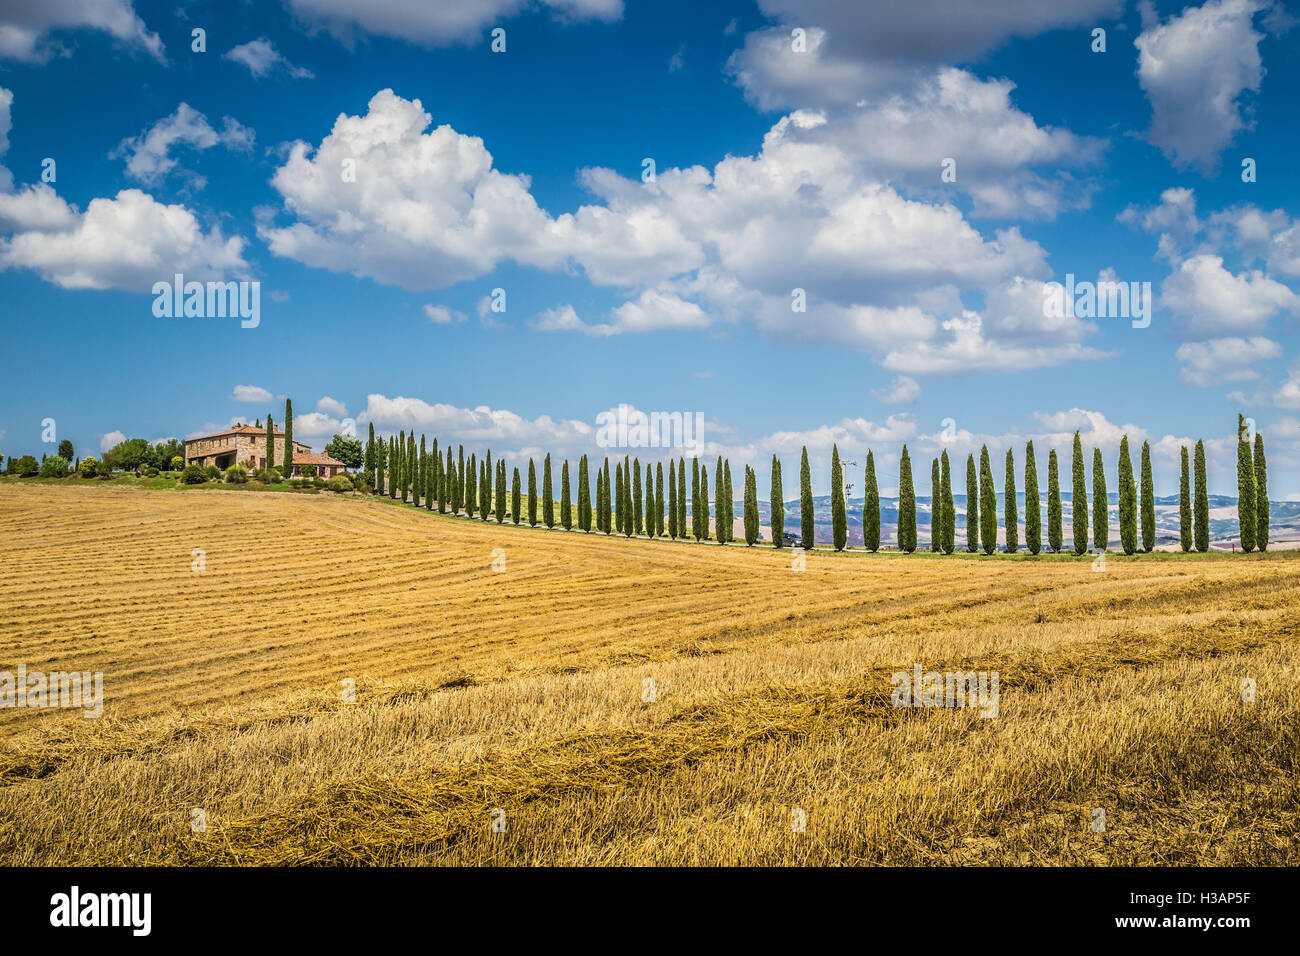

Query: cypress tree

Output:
[721, 459, 734, 544]
[1047, 449, 1061, 553]
[377, 436, 387, 495]
[389, 437, 398, 499]
[511, 467, 521, 525]
[595, 469, 603, 532]
[965, 454, 979, 553]
[633, 458, 643, 535]
[1092, 447, 1108, 552]
[482, 451, 492, 521]
[1140, 440, 1155, 553]
[863, 451, 879, 552]
[1072, 432, 1088, 555]
[771, 456, 785, 548]
[408, 435, 417, 501]
[714, 456, 725, 543]
[528, 459, 538, 527]
[561, 460, 571, 530]
[723, 464, 744, 546]
[1237, 415, 1256, 552]
[434, 447, 444, 512]
[691, 457, 701, 540]
[899, 445, 916, 553]
[1004, 448, 1018, 554]
[395, 432, 404, 499]
[578, 455, 590, 532]
[1179, 446, 1191, 552]
[543, 456, 554, 528]
[1118, 435, 1136, 555]
[495, 459, 507, 525]
[616, 461, 625, 533]
[799, 446, 814, 549]
[457, 446, 465, 512]
[1255, 432, 1268, 551]
[668, 459, 678, 539]
[979, 445, 995, 555]
[623, 457, 633, 536]
[940, 450, 955, 554]
[418, 436, 426, 506]
[698, 465, 710, 541]
[282, 399, 294, 476]
[444, 448, 454, 513]
[655, 462, 665, 537]
[929, 457, 940, 552]
[622, 458, 633, 538]
[832, 444, 847, 552]
[267, 416, 276, 477]
[1024, 443, 1040, 555]
[466, 454, 477, 518]
[603, 458, 612, 534]
[1194, 440, 1209, 552]
[681, 457, 691, 538]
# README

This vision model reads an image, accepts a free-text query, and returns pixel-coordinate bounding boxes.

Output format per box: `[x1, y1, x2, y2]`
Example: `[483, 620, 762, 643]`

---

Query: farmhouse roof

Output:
[185, 424, 295, 443]
[294, 452, 345, 467]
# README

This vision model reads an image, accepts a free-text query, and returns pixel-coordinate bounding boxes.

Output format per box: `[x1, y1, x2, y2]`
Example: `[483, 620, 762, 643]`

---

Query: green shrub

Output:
[12, 455, 38, 477]
[39, 455, 70, 478]
[180, 464, 208, 484]
[204, 464, 222, 480]
[224, 465, 248, 484]
[326, 474, 353, 493]
[170, 456, 184, 470]
[299, 464, 317, 479]
[78, 456, 99, 478]
[143, 466, 160, 478]
[312, 476, 325, 488]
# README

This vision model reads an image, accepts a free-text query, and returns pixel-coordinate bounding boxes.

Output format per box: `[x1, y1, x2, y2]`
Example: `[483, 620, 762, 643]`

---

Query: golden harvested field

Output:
[1, 481, 1297, 865]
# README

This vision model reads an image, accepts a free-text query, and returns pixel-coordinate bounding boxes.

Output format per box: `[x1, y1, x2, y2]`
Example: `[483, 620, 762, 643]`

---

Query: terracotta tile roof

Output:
[186, 424, 287, 442]
[294, 452, 345, 467]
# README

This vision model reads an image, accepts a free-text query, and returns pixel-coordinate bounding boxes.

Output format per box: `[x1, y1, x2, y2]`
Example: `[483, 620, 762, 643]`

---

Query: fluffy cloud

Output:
[316, 396, 348, 417]
[1135, 0, 1268, 172]
[232, 384, 273, 402]
[0, 0, 163, 63]
[356, 393, 593, 458]
[284, 0, 622, 47]
[223, 38, 313, 79]
[777, 68, 1105, 219]
[727, 0, 1120, 109]
[1273, 362, 1300, 410]
[262, 89, 560, 289]
[111, 103, 254, 186]
[423, 303, 466, 324]
[1160, 254, 1296, 335]
[0, 86, 10, 193]
[1174, 336, 1281, 387]
[0, 188, 249, 291]
[99, 430, 125, 452]
[871, 375, 920, 405]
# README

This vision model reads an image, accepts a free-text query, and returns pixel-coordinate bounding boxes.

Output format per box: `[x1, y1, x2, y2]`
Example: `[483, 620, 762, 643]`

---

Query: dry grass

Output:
[0, 481, 1296, 866]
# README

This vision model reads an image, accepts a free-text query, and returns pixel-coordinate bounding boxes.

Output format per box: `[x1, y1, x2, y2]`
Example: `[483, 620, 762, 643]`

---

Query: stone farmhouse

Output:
[184, 424, 347, 478]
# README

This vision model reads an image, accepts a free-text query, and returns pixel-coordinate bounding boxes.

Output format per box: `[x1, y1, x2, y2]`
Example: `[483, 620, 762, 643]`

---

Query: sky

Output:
[1, 0, 1298, 499]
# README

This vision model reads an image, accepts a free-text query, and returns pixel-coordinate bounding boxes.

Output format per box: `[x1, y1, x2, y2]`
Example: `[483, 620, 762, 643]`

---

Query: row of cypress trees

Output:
[357, 417, 1268, 553]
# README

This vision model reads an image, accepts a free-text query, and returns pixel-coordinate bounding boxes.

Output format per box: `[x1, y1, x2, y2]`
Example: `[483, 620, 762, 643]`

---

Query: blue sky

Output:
[1, 0, 1298, 498]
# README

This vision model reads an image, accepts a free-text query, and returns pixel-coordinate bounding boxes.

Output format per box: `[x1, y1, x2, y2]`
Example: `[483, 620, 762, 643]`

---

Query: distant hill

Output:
[720, 494, 1300, 550]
